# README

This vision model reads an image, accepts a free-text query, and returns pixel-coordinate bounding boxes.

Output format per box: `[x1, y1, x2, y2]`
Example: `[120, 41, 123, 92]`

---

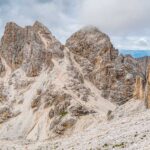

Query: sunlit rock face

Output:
[134, 65, 150, 108]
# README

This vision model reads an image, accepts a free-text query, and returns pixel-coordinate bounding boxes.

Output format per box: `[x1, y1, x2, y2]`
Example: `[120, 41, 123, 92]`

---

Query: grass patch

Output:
[103, 143, 109, 147]
[112, 142, 125, 148]
[59, 111, 68, 117]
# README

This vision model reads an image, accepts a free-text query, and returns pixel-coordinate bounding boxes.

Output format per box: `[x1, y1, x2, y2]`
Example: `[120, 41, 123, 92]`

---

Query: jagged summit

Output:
[76, 25, 104, 34]
[66, 25, 110, 43]
[5, 22, 21, 29]
[33, 20, 52, 34]
[0, 21, 62, 76]
[66, 25, 113, 62]
[33, 20, 45, 27]
[5, 21, 49, 32]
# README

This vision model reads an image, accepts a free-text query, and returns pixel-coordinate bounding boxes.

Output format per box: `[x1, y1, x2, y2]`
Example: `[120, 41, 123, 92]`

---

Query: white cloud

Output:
[80, 0, 150, 50]
[112, 36, 150, 50]
[80, 0, 150, 35]
[0, 0, 80, 43]
[0, 0, 150, 50]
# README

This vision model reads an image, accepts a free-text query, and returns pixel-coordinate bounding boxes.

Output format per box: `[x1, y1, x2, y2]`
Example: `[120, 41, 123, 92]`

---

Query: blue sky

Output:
[119, 50, 150, 58]
[0, 0, 150, 50]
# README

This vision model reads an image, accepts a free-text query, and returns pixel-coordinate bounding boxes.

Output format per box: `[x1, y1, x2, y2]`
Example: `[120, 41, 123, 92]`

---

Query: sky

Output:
[0, 0, 150, 50]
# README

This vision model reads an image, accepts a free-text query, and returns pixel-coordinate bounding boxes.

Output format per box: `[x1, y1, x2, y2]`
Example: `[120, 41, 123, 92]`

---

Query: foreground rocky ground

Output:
[0, 100, 149, 150]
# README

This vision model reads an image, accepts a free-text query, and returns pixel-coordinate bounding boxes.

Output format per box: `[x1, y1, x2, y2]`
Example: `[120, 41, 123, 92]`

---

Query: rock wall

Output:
[134, 76, 144, 100]
[133, 64, 150, 109]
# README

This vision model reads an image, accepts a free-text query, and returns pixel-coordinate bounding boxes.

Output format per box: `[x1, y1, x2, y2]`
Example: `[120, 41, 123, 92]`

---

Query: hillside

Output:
[0, 22, 148, 149]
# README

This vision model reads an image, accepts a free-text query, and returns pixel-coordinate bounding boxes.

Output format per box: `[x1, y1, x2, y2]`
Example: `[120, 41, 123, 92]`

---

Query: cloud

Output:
[0, 0, 80, 43]
[112, 36, 150, 50]
[0, 0, 150, 49]
[80, 0, 150, 36]
[79, 0, 150, 50]
[0, 0, 10, 5]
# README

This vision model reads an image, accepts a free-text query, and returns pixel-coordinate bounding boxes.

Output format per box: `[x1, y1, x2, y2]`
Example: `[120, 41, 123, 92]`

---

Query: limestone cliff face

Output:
[134, 65, 150, 108]
[134, 76, 144, 100]
[66, 26, 139, 105]
[0, 21, 63, 76]
[134, 57, 150, 108]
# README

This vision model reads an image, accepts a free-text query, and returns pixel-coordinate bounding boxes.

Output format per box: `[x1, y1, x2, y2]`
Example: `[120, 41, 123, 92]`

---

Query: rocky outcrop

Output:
[134, 76, 144, 100]
[146, 66, 150, 108]
[134, 65, 150, 108]
[0, 58, 6, 77]
[0, 21, 63, 76]
[66, 26, 139, 105]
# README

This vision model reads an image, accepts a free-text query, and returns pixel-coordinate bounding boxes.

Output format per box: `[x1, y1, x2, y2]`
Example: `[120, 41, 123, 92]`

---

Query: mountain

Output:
[0, 22, 149, 149]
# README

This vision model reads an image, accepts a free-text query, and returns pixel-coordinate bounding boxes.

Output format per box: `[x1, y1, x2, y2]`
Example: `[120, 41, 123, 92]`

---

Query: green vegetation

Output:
[112, 142, 125, 148]
[103, 143, 109, 147]
[59, 111, 68, 117]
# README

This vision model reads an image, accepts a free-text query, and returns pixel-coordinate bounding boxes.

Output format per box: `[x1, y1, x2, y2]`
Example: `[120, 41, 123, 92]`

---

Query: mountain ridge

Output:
[0, 21, 149, 149]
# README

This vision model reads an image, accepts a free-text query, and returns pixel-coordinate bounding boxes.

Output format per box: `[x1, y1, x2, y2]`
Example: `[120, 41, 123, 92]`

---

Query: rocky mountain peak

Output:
[0, 21, 63, 76]
[66, 26, 115, 62]
[76, 25, 104, 34]
[66, 26, 141, 105]
[5, 22, 21, 30]
[33, 21, 52, 34]
[2, 22, 23, 45]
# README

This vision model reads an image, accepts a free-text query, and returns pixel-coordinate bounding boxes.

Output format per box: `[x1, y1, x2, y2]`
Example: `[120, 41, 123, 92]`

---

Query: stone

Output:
[31, 96, 41, 108]
[49, 109, 54, 119]
[69, 104, 90, 116]
[0, 106, 12, 123]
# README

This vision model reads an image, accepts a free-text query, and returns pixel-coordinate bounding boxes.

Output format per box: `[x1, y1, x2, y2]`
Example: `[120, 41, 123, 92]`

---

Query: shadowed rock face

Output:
[66, 26, 140, 105]
[0, 58, 5, 77]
